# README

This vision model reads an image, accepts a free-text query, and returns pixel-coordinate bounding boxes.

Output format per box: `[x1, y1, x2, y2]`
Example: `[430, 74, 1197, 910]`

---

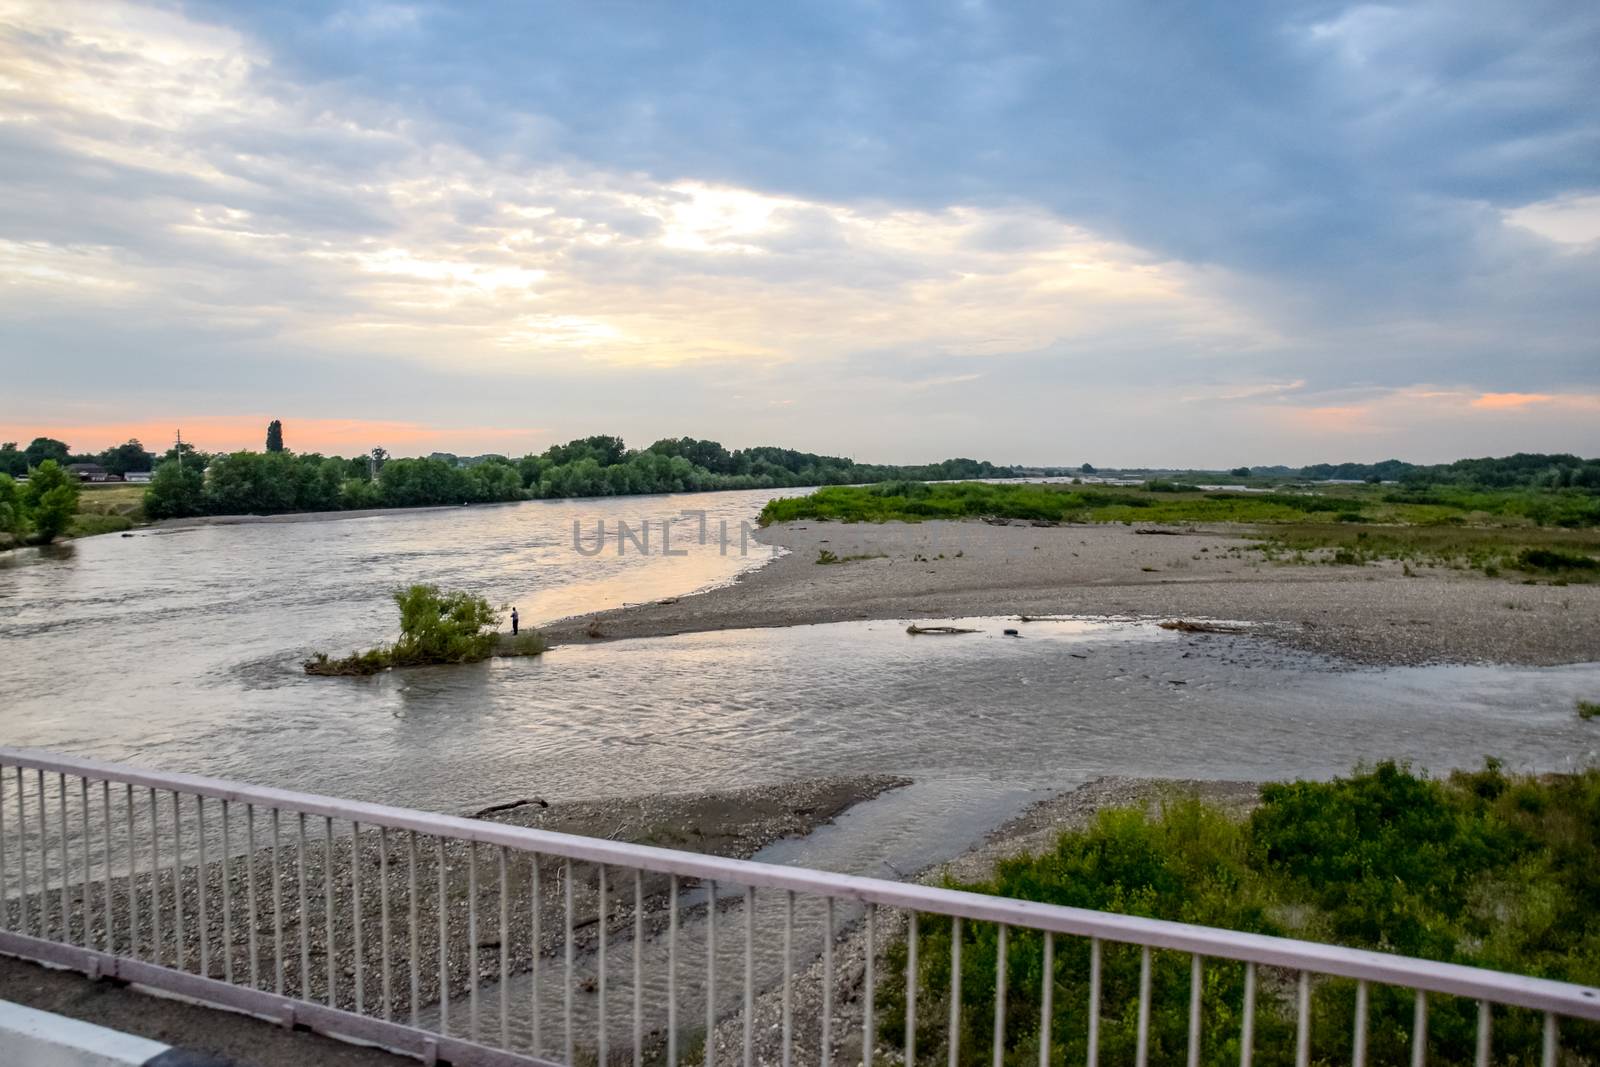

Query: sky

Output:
[0, 1, 1597, 467]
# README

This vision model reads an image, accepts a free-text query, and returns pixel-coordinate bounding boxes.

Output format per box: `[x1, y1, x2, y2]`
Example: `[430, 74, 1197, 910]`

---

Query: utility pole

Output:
[176, 429, 183, 472]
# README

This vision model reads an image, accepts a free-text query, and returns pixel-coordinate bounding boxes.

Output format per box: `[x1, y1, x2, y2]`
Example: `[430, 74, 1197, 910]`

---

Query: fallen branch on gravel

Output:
[906, 624, 980, 635]
[1158, 619, 1248, 634]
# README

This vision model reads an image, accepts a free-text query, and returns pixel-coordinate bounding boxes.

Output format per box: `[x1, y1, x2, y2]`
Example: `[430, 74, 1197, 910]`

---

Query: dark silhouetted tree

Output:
[23, 437, 69, 469]
[266, 419, 285, 453]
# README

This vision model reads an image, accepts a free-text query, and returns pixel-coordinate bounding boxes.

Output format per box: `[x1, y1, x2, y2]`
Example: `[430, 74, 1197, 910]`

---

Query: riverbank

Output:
[544, 520, 1600, 665]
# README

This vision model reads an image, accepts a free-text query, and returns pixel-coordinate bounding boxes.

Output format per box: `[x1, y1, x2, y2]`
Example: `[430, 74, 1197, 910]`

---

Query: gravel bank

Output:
[544, 520, 1600, 666]
[1, 775, 906, 1022]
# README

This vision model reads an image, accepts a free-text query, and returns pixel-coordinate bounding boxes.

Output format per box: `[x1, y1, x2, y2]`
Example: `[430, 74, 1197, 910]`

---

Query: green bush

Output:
[881, 763, 1600, 1065]
[306, 584, 531, 674]
[1518, 547, 1598, 571]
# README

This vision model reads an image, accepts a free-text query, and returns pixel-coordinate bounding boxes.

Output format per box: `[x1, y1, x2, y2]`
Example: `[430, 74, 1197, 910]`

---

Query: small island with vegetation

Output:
[305, 584, 544, 676]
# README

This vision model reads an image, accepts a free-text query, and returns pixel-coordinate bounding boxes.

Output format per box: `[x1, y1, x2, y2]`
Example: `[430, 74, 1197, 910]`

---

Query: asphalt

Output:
[0, 954, 416, 1067]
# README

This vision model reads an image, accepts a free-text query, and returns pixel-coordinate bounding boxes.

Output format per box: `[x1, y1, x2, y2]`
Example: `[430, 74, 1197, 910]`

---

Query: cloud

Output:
[0, 0, 1596, 465]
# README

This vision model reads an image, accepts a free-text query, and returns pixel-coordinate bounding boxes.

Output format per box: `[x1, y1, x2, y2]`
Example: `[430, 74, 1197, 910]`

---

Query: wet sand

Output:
[545, 520, 1600, 666]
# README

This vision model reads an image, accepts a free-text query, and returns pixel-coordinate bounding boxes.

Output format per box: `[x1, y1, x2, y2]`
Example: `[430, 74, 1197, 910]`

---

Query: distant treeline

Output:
[138, 434, 1012, 519]
[1299, 453, 1600, 489]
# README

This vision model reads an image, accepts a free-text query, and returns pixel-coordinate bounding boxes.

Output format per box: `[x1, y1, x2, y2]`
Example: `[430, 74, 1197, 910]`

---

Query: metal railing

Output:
[1, 746, 1596, 1066]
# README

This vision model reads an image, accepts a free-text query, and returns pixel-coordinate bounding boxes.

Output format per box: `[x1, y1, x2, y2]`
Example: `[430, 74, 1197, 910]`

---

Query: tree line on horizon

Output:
[117, 430, 1013, 519]
[4, 426, 1596, 523]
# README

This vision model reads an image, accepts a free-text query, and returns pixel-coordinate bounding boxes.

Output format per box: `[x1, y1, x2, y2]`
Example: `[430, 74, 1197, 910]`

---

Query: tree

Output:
[161, 441, 210, 472]
[1231, 466, 1252, 478]
[390, 584, 501, 665]
[266, 420, 285, 453]
[99, 439, 154, 476]
[143, 459, 205, 520]
[20, 460, 79, 541]
[0, 442, 25, 478]
[23, 437, 69, 469]
[0, 474, 25, 540]
[1080, 463, 1097, 474]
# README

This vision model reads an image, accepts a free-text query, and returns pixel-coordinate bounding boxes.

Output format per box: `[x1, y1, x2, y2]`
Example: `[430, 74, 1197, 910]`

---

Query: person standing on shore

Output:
[511, 607, 519, 636]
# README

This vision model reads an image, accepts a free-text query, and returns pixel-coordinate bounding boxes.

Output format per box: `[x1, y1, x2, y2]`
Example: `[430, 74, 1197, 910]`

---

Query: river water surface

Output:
[2, 488, 1597, 832]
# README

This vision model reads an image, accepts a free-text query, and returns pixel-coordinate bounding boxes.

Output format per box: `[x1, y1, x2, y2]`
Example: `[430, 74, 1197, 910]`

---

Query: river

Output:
[2, 488, 1596, 834]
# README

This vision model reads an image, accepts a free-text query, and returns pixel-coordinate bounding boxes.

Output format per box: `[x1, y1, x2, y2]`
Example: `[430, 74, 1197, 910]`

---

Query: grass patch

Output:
[877, 762, 1600, 1064]
[1252, 523, 1600, 580]
[759, 480, 1600, 531]
[67, 512, 135, 537]
[1580, 700, 1600, 720]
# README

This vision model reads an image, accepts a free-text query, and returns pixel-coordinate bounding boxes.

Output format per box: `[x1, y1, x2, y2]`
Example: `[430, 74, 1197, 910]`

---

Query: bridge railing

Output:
[1, 746, 1596, 1066]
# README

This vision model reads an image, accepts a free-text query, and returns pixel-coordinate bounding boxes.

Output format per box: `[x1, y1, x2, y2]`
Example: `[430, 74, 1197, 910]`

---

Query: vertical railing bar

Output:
[948, 915, 963, 1067]
[599, 864, 609, 1067]
[703, 877, 715, 1067]
[10, 768, 22, 938]
[435, 837, 449, 1037]
[1135, 945, 1151, 1067]
[325, 818, 337, 1009]
[1353, 979, 1368, 1067]
[565, 858, 576, 1067]
[13, 768, 27, 938]
[101, 781, 113, 955]
[634, 869, 644, 1067]
[821, 895, 833, 1067]
[59, 773, 70, 944]
[744, 884, 755, 1067]
[1239, 961, 1256, 1067]
[782, 889, 794, 1067]
[1295, 971, 1310, 1067]
[467, 839, 478, 1040]
[1411, 989, 1427, 1067]
[993, 924, 1009, 1067]
[271, 808, 284, 994]
[1474, 1000, 1491, 1067]
[500, 846, 511, 1049]
[864, 902, 876, 1067]
[667, 872, 678, 1067]
[407, 831, 420, 1029]
[1039, 932, 1054, 1067]
[297, 814, 310, 998]
[353, 820, 365, 1017]
[171, 790, 184, 971]
[1542, 1012, 1557, 1067]
[197, 797, 209, 976]
[0, 764, 7, 935]
[1087, 937, 1100, 1067]
[81, 777, 92, 949]
[148, 787, 160, 965]
[1187, 954, 1202, 1067]
[380, 826, 393, 1022]
[906, 910, 919, 1067]
[530, 854, 541, 1055]
[219, 799, 231, 983]
[244, 802, 257, 989]
[38, 770, 51, 941]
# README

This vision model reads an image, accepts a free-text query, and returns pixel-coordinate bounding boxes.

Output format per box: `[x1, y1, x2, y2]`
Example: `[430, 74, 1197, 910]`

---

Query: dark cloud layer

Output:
[1, 1, 1596, 463]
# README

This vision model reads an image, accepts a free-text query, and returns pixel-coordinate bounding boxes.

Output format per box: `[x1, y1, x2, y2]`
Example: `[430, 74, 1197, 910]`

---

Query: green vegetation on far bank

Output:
[305, 585, 543, 676]
[760, 480, 1600, 580]
[880, 762, 1600, 1065]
